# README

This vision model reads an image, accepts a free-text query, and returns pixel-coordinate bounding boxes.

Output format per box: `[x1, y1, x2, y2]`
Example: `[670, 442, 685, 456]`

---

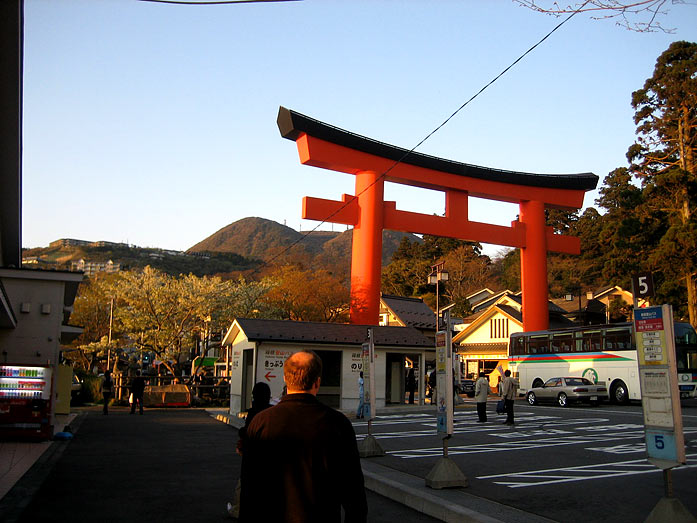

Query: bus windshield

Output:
[675, 323, 697, 372]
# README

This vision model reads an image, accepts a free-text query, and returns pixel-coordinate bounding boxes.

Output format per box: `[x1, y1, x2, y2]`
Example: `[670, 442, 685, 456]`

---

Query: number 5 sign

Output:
[632, 272, 654, 301]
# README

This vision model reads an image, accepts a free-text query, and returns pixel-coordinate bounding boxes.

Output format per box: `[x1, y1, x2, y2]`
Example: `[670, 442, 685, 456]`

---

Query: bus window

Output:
[511, 335, 526, 355]
[582, 331, 602, 352]
[552, 333, 574, 352]
[529, 335, 549, 354]
[574, 332, 584, 352]
[605, 328, 633, 350]
[675, 323, 697, 346]
[675, 347, 697, 371]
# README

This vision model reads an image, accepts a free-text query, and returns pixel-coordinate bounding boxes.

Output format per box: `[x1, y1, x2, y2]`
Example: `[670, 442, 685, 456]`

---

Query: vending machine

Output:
[0, 364, 54, 440]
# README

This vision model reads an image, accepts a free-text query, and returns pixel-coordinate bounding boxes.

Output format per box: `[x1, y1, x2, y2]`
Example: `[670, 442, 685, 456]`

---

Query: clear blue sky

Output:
[21, 0, 697, 257]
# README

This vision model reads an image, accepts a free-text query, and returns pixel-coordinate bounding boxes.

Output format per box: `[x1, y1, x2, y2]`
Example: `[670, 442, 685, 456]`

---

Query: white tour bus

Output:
[509, 321, 697, 404]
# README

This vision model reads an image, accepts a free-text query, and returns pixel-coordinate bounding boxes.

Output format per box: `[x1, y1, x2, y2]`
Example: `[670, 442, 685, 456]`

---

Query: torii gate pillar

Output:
[351, 171, 384, 323]
[519, 200, 548, 332]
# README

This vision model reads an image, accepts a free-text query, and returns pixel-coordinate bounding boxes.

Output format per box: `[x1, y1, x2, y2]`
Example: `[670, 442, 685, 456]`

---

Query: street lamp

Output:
[429, 262, 449, 331]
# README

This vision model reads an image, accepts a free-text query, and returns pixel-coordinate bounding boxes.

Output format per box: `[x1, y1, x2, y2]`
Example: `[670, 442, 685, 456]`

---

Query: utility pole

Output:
[107, 297, 114, 371]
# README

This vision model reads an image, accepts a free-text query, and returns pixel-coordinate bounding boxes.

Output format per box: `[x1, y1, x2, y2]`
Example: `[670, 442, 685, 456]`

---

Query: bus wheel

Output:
[532, 378, 544, 389]
[557, 392, 568, 407]
[611, 380, 629, 405]
[527, 392, 537, 405]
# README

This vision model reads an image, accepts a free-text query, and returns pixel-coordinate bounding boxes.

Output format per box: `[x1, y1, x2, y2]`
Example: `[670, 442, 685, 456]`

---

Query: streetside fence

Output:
[112, 374, 229, 406]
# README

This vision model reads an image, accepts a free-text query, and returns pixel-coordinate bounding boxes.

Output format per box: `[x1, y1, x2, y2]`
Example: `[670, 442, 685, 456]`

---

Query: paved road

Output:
[6, 407, 439, 523]
[354, 399, 697, 523]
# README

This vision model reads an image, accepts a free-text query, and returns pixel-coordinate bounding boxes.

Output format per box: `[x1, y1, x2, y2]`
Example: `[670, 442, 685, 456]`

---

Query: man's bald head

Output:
[284, 351, 323, 394]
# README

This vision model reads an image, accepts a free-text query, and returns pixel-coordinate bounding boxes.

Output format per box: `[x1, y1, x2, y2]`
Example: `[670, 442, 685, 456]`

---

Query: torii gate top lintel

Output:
[277, 106, 598, 332]
[278, 106, 598, 208]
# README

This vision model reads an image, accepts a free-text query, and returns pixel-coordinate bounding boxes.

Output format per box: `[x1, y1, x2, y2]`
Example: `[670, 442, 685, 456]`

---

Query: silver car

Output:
[526, 377, 608, 407]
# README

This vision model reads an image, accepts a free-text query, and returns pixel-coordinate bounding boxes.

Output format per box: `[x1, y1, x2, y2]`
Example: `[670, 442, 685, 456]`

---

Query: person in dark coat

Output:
[228, 382, 272, 518]
[428, 369, 437, 403]
[130, 370, 146, 415]
[236, 382, 271, 454]
[406, 368, 416, 404]
[101, 370, 113, 415]
[240, 350, 367, 523]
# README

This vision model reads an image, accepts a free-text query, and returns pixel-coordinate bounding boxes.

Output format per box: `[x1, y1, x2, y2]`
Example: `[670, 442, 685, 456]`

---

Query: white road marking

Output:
[387, 430, 649, 458]
[477, 454, 697, 488]
[585, 443, 646, 454]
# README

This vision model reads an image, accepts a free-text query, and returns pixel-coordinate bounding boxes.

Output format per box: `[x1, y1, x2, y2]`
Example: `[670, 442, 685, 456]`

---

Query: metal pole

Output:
[664, 469, 673, 498]
[107, 297, 114, 371]
[436, 279, 439, 331]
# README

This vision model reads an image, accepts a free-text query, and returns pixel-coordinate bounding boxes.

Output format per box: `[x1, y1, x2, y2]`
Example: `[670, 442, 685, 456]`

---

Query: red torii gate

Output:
[277, 107, 598, 332]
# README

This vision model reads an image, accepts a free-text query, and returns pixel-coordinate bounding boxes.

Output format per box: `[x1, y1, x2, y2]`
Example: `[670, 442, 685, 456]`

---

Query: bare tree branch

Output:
[514, 0, 687, 32]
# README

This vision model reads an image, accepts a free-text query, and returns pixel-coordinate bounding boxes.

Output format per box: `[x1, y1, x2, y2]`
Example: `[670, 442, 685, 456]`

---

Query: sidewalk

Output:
[0, 413, 75, 501]
[0, 404, 553, 523]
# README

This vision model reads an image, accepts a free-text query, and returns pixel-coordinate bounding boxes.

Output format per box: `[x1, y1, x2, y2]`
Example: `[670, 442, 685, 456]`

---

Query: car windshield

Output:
[564, 378, 592, 386]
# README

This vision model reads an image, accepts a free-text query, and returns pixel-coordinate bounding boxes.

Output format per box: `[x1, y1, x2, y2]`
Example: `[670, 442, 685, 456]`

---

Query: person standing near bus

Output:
[500, 369, 518, 425]
[474, 372, 491, 422]
[101, 370, 113, 415]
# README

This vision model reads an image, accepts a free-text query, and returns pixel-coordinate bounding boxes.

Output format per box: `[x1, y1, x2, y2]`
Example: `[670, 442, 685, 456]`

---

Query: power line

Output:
[252, 7, 585, 275]
[138, 0, 300, 5]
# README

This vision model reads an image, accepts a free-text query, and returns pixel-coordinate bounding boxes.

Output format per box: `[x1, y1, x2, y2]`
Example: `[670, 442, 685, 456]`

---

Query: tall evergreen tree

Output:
[627, 41, 697, 325]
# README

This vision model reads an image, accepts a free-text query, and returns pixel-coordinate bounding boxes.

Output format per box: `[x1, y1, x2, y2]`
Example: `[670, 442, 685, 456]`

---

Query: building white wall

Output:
[225, 328, 427, 416]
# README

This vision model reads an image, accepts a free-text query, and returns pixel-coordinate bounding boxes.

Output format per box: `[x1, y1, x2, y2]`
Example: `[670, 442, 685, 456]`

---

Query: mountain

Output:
[188, 217, 420, 268]
[187, 217, 316, 260]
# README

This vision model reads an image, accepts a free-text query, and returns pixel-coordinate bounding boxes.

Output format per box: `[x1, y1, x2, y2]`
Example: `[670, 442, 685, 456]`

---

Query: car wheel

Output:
[557, 392, 568, 407]
[527, 391, 537, 405]
[611, 380, 629, 405]
[532, 378, 544, 389]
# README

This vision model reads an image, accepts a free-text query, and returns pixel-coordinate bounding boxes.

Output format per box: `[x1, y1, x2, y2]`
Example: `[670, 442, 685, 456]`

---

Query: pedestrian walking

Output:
[406, 368, 416, 404]
[428, 370, 437, 403]
[227, 382, 272, 518]
[356, 371, 366, 419]
[240, 350, 367, 523]
[101, 370, 113, 415]
[129, 370, 146, 415]
[500, 369, 519, 425]
[474, 372, 491, 422]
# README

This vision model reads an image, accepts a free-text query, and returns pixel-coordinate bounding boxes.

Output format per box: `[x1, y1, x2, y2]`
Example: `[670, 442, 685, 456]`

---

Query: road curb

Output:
[361, 460, 556, 523]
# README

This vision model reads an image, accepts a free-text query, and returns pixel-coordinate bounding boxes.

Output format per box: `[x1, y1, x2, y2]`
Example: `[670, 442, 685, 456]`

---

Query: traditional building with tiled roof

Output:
[379, 294, 437, 336]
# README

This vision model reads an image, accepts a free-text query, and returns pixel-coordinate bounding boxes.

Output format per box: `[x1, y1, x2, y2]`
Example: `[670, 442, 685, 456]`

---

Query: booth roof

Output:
[234, 318, 433, 347]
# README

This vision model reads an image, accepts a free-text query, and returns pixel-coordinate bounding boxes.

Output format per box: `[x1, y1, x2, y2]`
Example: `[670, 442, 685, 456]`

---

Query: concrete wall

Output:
[0, 277, 66, 366]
